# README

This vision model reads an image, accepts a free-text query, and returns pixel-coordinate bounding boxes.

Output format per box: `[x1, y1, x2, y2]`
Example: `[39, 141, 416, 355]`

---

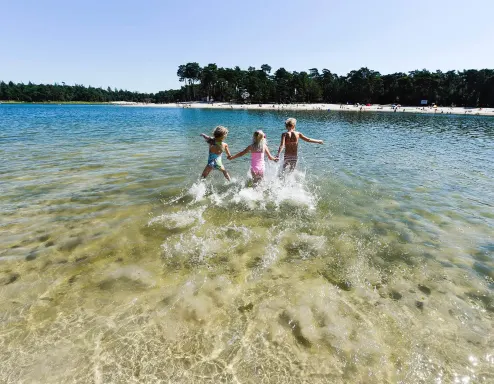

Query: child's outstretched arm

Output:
[265, 145, 279, 162]
[299, 132, 324, 144]
[228, 145, 251, 160]
[276, 133, 286, 157]
[200, 133, 213, 143]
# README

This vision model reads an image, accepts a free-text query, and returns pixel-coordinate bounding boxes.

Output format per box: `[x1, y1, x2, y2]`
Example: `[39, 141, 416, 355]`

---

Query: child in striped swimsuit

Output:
[228, 130, 278, 184]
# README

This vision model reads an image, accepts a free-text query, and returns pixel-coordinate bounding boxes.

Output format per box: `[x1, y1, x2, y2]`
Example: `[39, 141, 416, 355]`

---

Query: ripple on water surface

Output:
[0, 105, 493, 383]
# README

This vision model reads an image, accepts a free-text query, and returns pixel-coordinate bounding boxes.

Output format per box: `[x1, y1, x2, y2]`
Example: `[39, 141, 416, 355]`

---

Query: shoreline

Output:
[114, 101, 494, 117]
[2, 101, 493, 117]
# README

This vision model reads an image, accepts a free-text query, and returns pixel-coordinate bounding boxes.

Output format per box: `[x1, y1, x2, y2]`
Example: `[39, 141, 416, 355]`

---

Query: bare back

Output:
[208, 139, 226, 155]
[283, 131, 300, 157]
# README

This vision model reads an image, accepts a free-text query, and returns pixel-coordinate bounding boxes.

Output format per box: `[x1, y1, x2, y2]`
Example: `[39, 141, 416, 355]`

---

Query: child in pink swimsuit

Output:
[228, 130, 278, 184]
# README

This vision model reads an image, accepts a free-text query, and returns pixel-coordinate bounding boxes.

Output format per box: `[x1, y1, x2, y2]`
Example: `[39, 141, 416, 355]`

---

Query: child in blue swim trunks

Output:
[200, 126, 232, 181]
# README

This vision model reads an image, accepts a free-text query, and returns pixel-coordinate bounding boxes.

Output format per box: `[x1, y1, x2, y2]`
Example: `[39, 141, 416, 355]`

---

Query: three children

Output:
[200, 118, 323, 182]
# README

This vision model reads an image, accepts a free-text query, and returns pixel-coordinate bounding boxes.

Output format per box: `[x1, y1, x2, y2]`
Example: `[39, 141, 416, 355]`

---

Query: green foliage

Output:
[173, 63, 494, 107]
[0, 82, 180, 104]
[2, 65, 493, 106]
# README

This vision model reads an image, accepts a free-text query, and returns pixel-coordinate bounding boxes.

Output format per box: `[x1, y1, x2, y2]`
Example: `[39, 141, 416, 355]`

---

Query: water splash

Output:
[148, 207, 205, 228]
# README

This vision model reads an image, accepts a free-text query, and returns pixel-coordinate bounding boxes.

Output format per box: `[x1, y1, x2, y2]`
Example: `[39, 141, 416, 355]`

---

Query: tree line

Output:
[2, 64, 494, 106]
[0, 81, 180, 104]
[176, 63, 494, 107]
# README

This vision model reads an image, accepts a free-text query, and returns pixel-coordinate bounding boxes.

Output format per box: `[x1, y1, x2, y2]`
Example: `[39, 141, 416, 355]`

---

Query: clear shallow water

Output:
[1, 104, 493, 383]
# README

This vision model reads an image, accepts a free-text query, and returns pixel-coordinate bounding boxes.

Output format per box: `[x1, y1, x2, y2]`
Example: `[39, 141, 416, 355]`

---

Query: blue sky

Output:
[2, 0, 493, 93]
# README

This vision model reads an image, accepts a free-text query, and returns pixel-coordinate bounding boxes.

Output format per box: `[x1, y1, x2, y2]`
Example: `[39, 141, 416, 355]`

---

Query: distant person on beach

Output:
[276, 118, 323, 172]
[228, 130, 278, 184]
[200, 126, 232, 181]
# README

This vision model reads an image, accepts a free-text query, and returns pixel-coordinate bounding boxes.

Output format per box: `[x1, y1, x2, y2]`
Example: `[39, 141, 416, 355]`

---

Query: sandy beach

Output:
[112, 101, 494, 117]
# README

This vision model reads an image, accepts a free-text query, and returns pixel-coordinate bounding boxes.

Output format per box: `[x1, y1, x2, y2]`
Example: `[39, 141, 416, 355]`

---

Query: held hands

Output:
[227, 155, 233, 160]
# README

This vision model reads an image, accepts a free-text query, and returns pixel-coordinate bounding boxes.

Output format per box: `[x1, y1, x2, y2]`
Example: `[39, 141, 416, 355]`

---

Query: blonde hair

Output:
[285, 118, 297, 128]
[252, 130, 266, 152]
[213, 126, 229, 139]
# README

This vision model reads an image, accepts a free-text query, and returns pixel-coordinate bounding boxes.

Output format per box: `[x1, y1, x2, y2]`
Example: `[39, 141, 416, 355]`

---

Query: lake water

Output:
[1, 104, 493, 383]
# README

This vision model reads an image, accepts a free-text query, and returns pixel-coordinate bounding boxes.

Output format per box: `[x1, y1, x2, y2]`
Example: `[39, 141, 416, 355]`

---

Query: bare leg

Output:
[221, 168, 231, 181]
[251, 170, 263, 185]
[282, 159, 297, 172]
[201, 165, 213, 179]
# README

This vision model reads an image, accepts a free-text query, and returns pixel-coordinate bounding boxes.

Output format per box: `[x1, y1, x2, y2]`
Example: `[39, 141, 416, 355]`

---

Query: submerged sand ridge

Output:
[1, 172, 493, 383]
